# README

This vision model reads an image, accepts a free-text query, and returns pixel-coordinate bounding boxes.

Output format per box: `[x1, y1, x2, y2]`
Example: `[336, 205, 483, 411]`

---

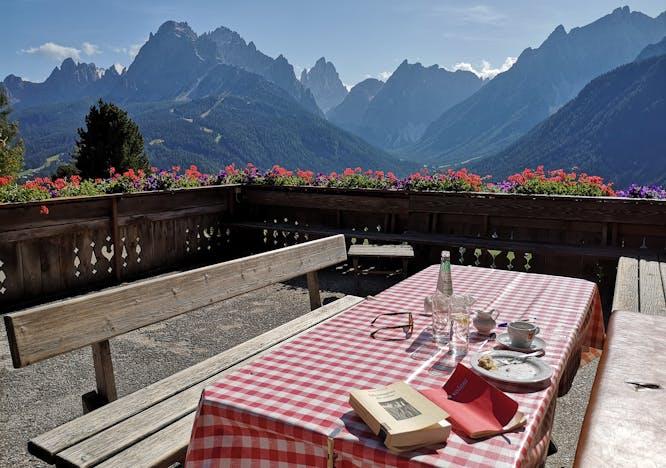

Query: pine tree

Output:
[0, 87, 24, 177]
[74, 99, 149, 179]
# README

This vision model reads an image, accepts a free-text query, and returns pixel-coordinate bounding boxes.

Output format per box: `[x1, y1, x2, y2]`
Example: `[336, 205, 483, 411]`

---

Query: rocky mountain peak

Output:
[612, 5, 631, 16]
[300, 57, 347, 112]
[199, 24, 321, 115]
[60, 57, 77, 73]
[548, 24, 567, 40]
[156, 21, 197, 41]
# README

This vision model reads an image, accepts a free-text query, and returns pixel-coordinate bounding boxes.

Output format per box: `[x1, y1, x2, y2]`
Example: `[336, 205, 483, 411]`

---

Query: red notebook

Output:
[420, 363, 526, 439]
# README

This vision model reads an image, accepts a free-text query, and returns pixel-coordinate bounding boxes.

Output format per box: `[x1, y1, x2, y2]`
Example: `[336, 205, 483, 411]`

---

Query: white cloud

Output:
[364, 71, 392, 82]
[128, 42, 145, 58]
[378, 71, 392, 81]
[22, 42, 81, 62]
[436, 5, 507, 25]
[452, 56, 517, 80]
[112, 63, 125, 74]
[81, 42, 100, 56]
[458, 5, 506, 24]
[111, 39, 146, 59]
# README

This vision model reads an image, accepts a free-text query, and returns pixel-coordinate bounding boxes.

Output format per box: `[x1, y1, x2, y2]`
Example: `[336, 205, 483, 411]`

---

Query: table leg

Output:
[352, 257, 360, 294]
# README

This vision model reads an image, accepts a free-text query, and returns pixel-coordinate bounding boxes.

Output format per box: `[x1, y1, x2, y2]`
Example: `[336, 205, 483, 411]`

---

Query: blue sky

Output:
[3, 1, 665, 86]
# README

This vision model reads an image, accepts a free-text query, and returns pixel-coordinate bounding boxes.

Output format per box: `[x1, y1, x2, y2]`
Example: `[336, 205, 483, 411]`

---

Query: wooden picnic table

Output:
[348, 243, 415, 276]
[185, 264, 604, 467]
[612, 255, 666, 315]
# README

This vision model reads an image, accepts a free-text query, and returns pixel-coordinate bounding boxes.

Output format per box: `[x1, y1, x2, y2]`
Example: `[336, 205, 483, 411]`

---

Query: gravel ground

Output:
[1, 268, 598, 467]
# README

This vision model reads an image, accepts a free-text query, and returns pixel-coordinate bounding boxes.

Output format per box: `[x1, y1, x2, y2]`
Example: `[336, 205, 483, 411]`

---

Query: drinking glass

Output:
[425, 294, 450, 349]
[448, 294, 475, 356]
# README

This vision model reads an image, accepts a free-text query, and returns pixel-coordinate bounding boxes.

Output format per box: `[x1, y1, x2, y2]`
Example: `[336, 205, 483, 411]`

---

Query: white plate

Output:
[496, 333, 547, 353]
[471, 350, 553, 385]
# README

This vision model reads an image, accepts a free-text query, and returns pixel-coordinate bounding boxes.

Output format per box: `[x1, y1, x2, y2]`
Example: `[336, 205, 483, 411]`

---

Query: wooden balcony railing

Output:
[0, 186, 238, 309]
[1, 184, 665, 313]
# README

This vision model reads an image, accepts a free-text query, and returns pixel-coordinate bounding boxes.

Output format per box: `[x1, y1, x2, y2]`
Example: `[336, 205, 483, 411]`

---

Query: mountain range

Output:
[408, 6, 666, 167]
[2, 6, 666, 185]
[328, 60, 483, 150]
[3, 21, 411, 174]
[473, 48, 666, 187]
[636, 35, 666, 61]
[326, 78, 384, 133]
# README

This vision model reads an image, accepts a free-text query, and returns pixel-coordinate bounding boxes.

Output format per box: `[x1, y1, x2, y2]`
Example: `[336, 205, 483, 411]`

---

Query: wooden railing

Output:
[231, 186, 666, 313]
[0, 186, 238, 309]
[2, 184, 665, 312]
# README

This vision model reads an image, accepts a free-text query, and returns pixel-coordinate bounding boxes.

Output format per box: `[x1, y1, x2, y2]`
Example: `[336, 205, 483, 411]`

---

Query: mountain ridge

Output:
[409, 6, 666, 166]
[3, 21, 415, 175]
[329, 60, 483, 150]
[472, 54, 666, 187]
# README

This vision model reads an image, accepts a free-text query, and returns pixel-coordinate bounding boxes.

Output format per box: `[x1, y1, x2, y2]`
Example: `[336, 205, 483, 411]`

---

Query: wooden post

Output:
[83, 339, 118, 413]
[431, 213, 439, 233]
[306, 271, 322, 310]
[111, 197, 122, 282]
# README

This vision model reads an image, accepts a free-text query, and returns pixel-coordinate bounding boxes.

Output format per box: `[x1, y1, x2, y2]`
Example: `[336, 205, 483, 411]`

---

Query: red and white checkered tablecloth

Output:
[185, 265, 604, 467]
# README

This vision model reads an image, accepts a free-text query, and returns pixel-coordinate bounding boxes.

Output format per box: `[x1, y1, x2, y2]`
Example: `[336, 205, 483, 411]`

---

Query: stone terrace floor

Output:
[0, 268, 597, 467]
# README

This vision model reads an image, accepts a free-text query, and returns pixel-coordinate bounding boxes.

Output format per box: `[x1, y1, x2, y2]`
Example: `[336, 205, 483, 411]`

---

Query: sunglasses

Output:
[370, 312, 429, 341]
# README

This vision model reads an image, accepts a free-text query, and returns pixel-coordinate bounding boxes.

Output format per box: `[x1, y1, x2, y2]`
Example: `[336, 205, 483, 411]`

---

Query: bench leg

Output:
[306, 271, 322, 310]
[352, 257, 360, 294]
[402, 259, 409, 276]
[83, 340, 118, 413]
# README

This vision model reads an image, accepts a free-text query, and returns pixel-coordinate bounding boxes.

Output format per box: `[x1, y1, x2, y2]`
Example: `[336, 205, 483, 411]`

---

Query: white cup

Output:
[508, 321, 540, 348]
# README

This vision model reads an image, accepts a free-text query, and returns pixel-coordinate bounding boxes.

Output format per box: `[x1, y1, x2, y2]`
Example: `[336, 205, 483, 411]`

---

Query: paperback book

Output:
[349, 381, 451, 452]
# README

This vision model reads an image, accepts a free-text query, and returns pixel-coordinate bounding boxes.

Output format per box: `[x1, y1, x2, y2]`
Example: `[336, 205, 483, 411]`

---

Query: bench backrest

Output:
[4, 235, 347, 369]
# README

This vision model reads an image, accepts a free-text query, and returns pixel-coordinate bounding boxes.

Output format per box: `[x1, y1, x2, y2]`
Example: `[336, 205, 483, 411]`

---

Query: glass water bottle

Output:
[425, 251, 454, 348]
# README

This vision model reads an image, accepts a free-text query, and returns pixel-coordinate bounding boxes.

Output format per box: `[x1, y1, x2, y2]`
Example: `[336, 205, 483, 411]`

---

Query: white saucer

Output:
[496, 333, 546, 352]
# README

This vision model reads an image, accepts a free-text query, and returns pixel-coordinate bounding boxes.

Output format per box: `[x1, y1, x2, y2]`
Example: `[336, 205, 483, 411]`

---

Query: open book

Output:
[420, 363, 526, 439]
[349, 381, 451, 452]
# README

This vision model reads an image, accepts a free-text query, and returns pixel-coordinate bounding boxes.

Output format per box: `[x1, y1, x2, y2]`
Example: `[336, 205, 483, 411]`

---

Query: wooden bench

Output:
[574, 255, 666, 465]
[612, 255, 666, 315]
[347, 243, 414, 276]
[573, 310, 666, 466]
[4, 234, 363, 467]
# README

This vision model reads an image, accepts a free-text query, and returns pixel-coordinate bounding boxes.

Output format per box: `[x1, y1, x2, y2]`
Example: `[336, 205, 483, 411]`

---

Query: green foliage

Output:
[54, 164, 80, 178]
[74, 100, 149, 179]
[0, 87, 24, 177]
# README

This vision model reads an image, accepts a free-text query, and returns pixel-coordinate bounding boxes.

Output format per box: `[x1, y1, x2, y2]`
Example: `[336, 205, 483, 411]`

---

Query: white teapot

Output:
[472, 309, 500, 335]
